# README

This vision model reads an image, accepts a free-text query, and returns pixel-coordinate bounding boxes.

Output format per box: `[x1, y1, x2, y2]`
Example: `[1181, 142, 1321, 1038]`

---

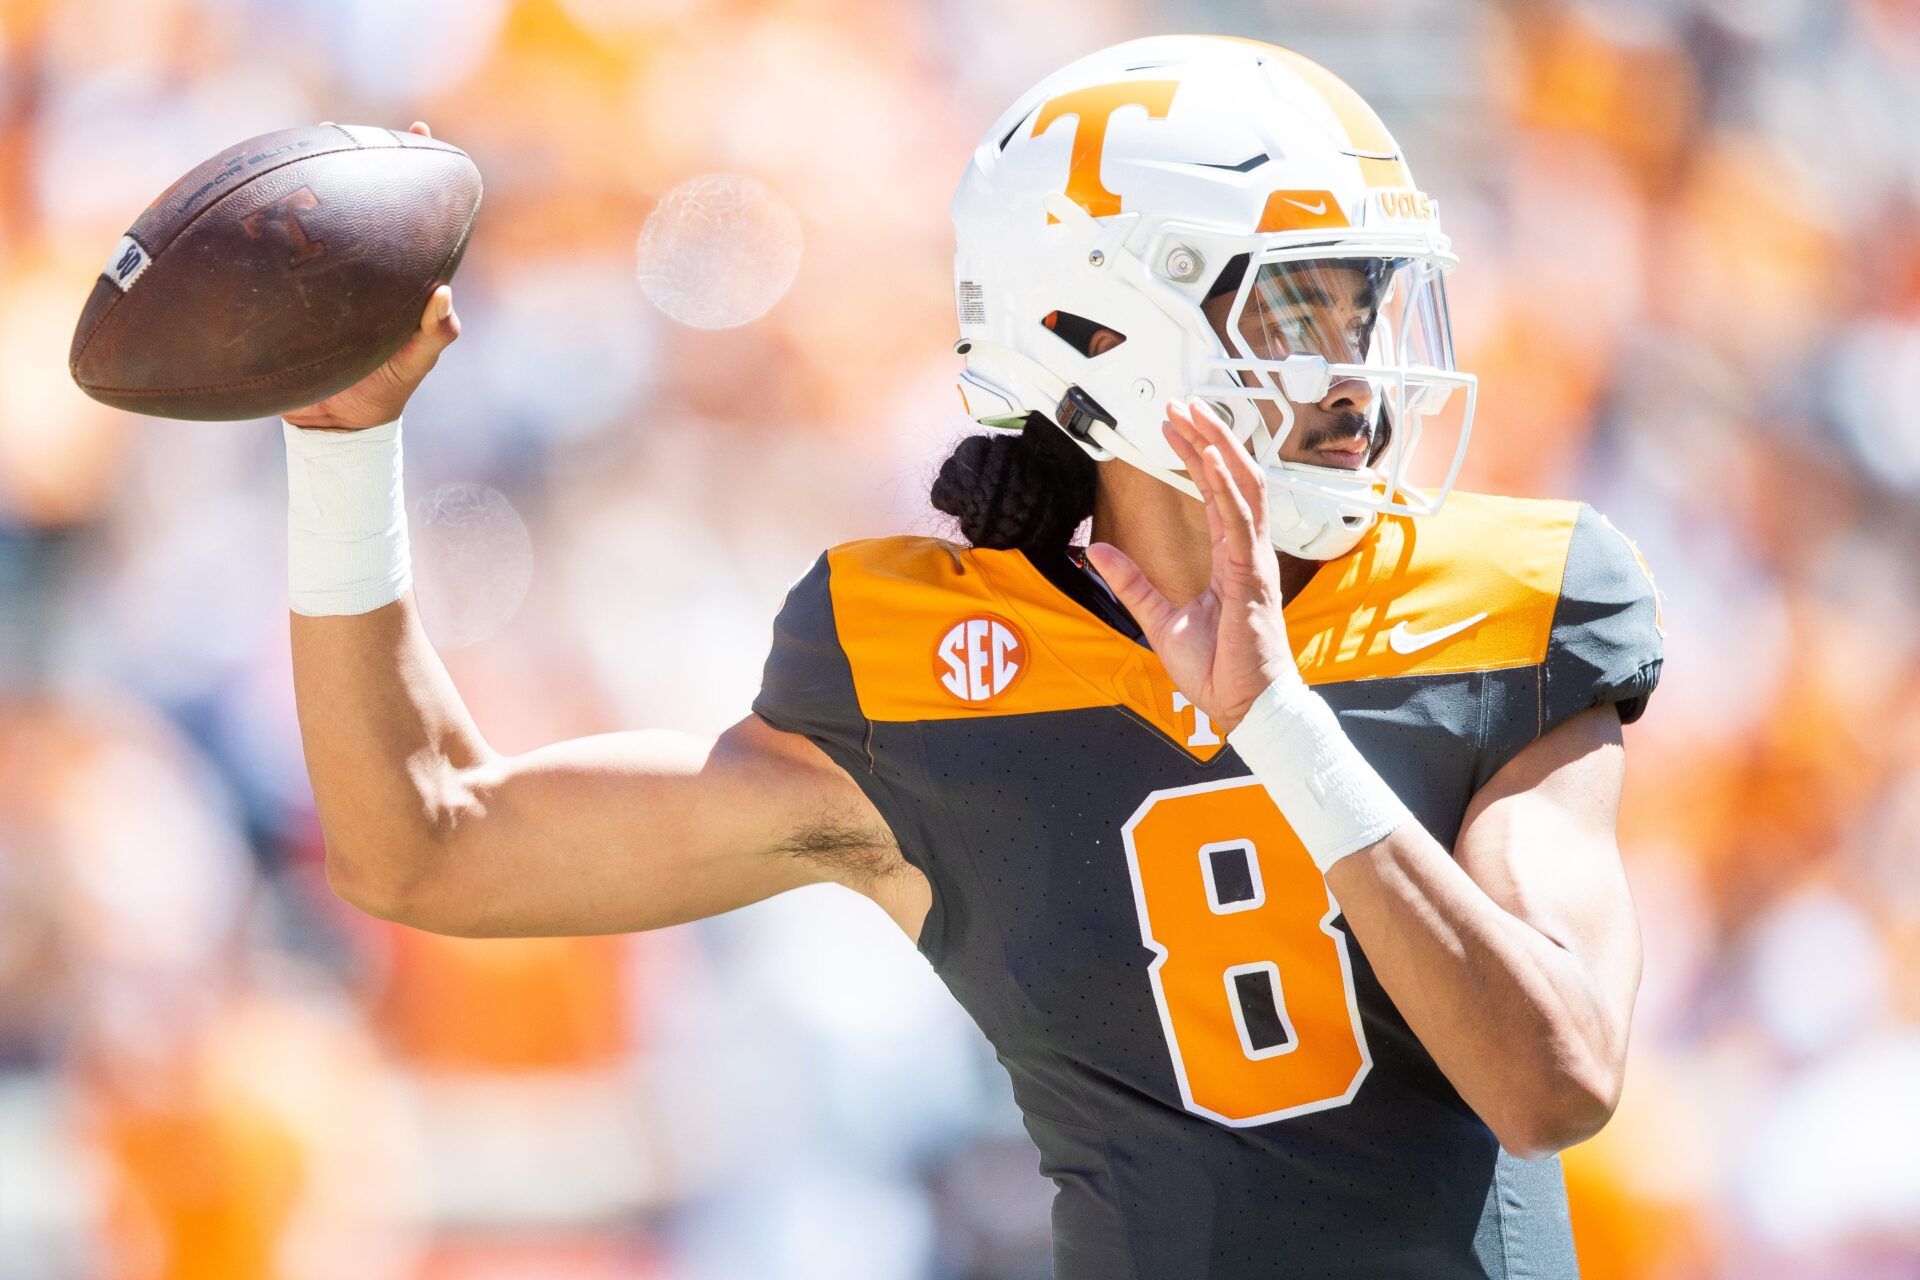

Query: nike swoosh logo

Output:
[1387, 612, 1489, 655]
[1281, 196, 1328, 215]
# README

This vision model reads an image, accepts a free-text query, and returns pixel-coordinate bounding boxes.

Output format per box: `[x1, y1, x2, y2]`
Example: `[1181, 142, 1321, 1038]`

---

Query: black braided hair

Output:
[930, 413, 1097, 555]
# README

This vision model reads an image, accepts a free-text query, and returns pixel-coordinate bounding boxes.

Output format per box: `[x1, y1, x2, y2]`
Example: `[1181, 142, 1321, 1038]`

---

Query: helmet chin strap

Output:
[1266, 465, 1377, 560]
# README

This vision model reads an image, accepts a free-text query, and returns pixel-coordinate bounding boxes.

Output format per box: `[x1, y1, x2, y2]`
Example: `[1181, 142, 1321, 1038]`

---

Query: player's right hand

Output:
[282, 121, 461, 432]
[1085, 398, 1300, 736]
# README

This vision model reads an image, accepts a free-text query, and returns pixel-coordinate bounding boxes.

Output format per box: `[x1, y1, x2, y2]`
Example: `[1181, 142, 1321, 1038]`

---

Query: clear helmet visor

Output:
[1241, 255, 1452, 370]
[1206, 249, 1476, 520]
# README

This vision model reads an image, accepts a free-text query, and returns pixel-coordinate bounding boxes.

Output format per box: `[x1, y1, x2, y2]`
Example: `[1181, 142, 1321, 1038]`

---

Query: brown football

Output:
[69, 124, 482, 421]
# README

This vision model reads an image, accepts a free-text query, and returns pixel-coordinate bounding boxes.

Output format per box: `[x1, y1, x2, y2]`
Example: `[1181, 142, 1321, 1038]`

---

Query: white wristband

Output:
[1226, 677, 1413, 873]
[284, 416, 412, 617]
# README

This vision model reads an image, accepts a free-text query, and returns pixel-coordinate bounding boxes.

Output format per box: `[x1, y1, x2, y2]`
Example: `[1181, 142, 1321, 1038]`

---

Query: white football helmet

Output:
[951, 35, 1476, 559]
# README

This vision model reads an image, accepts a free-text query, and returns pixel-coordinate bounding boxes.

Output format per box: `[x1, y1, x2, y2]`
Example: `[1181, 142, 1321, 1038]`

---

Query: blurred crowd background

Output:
[2, 0, 1917, 1276]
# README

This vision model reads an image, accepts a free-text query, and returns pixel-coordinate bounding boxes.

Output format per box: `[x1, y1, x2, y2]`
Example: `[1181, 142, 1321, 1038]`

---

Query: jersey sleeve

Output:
[1541, 503, 1665, 729]
[752, 549, 952, 961]
[752, 553, 872, 763]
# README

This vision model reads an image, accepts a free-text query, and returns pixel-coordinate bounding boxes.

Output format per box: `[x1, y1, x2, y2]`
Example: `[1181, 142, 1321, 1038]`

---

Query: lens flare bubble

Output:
[410, 482, 533, 650]
[635, 173, 803, 330]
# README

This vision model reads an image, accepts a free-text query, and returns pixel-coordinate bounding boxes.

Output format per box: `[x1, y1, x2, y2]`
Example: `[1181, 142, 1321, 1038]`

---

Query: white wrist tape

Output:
[284, 416, 412, 617]
[1226, 677, 1413, 873]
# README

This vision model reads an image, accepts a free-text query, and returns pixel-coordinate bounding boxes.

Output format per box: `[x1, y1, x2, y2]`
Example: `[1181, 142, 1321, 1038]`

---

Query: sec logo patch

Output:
[934, 615, 1027, 703]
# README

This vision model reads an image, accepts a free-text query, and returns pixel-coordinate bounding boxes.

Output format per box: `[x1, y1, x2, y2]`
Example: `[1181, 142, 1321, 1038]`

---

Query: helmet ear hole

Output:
[1042, 310, 1127, 357]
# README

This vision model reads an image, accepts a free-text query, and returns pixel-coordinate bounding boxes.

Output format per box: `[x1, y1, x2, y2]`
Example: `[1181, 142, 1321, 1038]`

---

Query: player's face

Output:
[1201, 261, 1381, 471]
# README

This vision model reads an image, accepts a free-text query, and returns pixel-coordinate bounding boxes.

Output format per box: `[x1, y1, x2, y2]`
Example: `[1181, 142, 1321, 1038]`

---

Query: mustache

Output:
[1297, 410, 1373, 453]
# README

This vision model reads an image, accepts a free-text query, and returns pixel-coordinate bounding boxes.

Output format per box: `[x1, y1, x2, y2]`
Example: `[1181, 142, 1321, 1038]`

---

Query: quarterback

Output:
[284, 36, 1663, 1279]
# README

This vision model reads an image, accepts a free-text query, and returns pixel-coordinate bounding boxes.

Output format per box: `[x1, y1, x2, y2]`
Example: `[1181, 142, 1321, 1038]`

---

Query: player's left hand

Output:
[1086, 399, 1302, 734]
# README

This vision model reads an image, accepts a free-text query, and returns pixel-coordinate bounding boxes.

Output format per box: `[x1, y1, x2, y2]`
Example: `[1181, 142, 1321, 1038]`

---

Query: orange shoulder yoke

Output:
[1285, 491, 1580, 684]
[826, 535, 1132, 726]
[824, 494, 1580, 760]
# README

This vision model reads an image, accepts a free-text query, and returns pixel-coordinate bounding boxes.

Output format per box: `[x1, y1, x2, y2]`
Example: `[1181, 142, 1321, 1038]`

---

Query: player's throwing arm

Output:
[256, 129, 907, 939]
[62, 116, 912, 943]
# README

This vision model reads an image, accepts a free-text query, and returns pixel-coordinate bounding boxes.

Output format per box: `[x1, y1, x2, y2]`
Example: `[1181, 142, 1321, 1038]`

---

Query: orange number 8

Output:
[1122, 778, 1372, 1126]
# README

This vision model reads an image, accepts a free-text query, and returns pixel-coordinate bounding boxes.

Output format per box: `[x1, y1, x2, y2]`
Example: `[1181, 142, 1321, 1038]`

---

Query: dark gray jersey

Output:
[753, 491, 1663, 1279]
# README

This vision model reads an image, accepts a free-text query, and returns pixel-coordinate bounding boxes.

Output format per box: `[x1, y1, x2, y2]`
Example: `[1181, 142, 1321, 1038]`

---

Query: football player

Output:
[283, 36, 1663, 1279]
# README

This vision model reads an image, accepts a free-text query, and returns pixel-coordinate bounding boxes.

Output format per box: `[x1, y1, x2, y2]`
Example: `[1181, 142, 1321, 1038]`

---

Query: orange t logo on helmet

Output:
[1032, 81, 1178, 220]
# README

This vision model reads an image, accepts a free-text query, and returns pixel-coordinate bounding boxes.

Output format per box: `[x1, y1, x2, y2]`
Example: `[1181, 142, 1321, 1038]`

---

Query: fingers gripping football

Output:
[282, 122, 461, 432]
